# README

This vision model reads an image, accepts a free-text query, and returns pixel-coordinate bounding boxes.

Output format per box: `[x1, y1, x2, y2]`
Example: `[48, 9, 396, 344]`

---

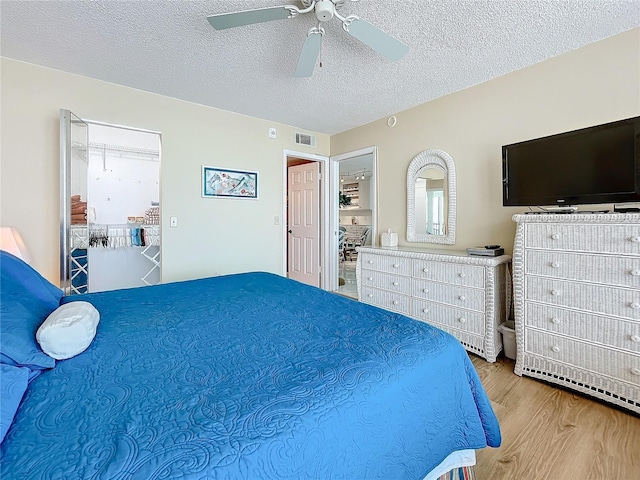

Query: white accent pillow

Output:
[36, 301, 100, 360]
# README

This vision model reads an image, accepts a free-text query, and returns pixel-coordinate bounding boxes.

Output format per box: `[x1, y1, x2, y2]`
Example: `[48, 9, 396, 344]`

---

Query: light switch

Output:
[170, 216, 178, 227]
[274, 216, 280, 225]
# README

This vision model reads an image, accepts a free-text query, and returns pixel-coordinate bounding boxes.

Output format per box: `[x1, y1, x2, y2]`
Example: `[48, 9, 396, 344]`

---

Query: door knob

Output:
[288, 229, 292, 234]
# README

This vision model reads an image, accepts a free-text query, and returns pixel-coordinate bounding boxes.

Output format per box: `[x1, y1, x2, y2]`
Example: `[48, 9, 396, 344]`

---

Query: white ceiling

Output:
[1, 1, 638, 135]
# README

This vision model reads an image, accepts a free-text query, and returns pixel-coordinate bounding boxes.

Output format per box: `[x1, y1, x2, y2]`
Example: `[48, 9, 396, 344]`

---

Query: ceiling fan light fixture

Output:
[315, 0, 335, 22]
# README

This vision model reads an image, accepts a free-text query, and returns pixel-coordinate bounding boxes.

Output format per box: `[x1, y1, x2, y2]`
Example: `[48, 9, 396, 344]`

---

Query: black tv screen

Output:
[502, 116, 640, 207]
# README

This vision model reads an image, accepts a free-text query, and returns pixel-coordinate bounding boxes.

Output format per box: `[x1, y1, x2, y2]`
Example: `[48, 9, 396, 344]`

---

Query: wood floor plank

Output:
[471, 355, 640, 479]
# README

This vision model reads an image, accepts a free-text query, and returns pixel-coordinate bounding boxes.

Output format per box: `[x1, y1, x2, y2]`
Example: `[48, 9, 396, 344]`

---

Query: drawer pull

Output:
[630, 335, 640, 343]
[458, 295, 466, 301]
[551, 317, 560, 324]
[550, 233, 560, 240]
[367, 277, 373, 281]
[423, 288, 429, 293]
[550, 289, 560, 296]
[392, 282, 399, 286]
[393, 264, 399, 268]
[458, 272, 466, 278]
[458, 317, 466, 323]
[550, 262, 560, 268]
[367, 293, 373, 298]
[551, 346, 560, 353]
[630, 302, 640, 310]
[422, 268, 428, 273]
[630, 269, 640, 277]
[631, 367, 640, 376]
[392, 300, 399, 305]
[423, 308, 429, 314]
[367, 260, 373, 264]
[630, 236, 640, 243]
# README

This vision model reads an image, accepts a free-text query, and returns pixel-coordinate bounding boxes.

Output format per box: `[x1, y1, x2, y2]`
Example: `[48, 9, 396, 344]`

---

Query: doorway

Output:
[60, 110, 161, 294]
[282, 147, 376, 295]
[328, 147, 377, 297]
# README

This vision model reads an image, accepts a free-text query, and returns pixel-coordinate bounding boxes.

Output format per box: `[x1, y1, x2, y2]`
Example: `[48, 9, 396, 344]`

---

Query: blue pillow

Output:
[0, 251, 61, 370]
[0, 364, 29, 444]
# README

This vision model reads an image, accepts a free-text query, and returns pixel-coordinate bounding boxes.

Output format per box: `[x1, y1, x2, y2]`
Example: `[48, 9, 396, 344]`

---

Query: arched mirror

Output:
[407, 149, 456, 244]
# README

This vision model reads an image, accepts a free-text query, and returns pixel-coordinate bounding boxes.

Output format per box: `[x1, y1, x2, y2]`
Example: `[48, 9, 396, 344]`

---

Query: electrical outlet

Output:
[170, 216, 178, 227]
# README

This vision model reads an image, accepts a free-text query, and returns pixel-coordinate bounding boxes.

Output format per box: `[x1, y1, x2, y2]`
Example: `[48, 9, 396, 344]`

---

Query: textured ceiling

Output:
[1, 1, 639, 135]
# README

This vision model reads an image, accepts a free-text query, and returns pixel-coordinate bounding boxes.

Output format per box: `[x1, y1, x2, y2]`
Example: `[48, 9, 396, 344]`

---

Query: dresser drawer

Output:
[413, 279, 485, 312]
[525, 302, 640, 354]
[360, 270, 411, 294]
[525, 250, 640, 288]
[525, 330, 640, 386]
[412, 260, 484, 288]
[360, 287, 411, 315]
[525, 223, 640, 255]
[412, 299, 485, 335]
[359, 253, 412, 275]
[526, 276, 640, 320]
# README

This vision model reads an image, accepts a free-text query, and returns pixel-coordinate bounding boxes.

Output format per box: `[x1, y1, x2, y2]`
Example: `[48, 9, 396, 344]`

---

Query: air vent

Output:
[295, 132, 316, 147]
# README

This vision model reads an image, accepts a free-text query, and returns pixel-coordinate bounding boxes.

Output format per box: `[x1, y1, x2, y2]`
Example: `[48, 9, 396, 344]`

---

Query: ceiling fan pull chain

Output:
[317, 23, 324, 68]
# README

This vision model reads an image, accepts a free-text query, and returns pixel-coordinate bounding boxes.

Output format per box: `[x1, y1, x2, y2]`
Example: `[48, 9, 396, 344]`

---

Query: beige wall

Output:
[2, 28, 639, 283]
[0, 58, 329, 284]
[331, 28, 640, 255]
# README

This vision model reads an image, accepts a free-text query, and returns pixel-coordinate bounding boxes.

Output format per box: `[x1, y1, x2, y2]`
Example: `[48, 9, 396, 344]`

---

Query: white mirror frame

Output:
[407, 149, 456, 244]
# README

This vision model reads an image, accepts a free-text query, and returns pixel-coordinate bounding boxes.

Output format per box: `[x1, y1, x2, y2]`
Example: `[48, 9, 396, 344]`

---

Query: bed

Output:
[0, 251, 500, 479]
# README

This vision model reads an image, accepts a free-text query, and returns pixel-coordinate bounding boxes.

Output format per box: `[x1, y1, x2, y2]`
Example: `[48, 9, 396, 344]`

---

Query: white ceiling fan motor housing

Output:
[315, 0, 335, 22]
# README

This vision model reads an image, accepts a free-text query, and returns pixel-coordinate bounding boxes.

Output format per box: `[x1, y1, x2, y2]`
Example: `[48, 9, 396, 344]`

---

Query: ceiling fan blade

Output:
[207, 6, 295, 30]
[346, 18, 409, 61]
[295, 31, 323, 78]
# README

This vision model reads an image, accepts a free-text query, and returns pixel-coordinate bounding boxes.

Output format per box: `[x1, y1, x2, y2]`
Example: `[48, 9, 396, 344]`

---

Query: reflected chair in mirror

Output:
[344, 227, 370, 262]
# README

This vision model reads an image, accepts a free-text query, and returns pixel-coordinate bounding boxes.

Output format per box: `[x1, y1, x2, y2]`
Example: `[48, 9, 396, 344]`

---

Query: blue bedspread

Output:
[1, 272, 500, 479]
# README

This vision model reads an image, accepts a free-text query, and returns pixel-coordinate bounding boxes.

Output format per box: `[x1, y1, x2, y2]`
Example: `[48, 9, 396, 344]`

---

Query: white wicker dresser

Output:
[512, 213, 640, 413]
[356, 246, 512, 362]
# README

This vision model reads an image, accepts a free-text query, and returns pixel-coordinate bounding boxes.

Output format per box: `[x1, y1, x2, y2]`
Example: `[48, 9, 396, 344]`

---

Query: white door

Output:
[287, 162, 320, 287]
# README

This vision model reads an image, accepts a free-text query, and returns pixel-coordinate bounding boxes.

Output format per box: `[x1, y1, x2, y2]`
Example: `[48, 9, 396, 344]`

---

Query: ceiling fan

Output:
[207, 0, 409, 77]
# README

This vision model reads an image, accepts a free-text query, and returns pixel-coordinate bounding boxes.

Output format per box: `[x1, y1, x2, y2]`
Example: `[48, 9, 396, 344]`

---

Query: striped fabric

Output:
[438, 466, 476, 480]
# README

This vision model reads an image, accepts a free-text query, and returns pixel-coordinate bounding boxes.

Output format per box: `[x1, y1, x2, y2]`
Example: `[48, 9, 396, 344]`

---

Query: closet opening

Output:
[60, 111, 161, 294]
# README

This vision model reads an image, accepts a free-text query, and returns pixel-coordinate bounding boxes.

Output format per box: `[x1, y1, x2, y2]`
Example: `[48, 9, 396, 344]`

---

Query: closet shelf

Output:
[88, 142, 159, 157]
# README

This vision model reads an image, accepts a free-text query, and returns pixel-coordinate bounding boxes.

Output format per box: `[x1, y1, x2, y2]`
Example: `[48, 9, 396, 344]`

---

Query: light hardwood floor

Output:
[472, 355, 640, 479]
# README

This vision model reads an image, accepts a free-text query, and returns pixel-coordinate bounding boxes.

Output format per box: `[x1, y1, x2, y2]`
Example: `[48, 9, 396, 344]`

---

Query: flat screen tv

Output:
[502, 116, 640, 207]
